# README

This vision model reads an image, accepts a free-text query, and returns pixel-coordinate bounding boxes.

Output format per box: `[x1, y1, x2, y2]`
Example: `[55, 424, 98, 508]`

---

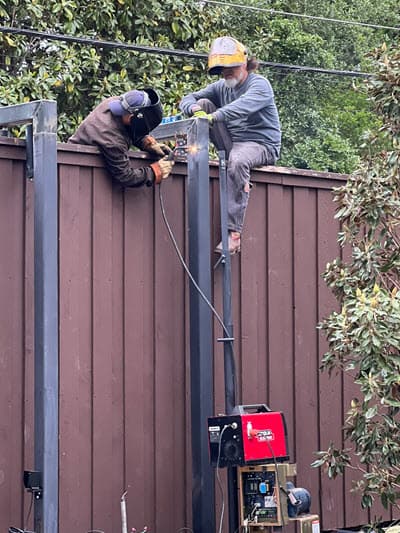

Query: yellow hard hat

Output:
[208, 36, 248, 75]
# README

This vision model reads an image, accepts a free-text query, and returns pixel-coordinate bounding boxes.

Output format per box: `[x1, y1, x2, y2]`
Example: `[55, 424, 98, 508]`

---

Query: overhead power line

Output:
[200, 0, 400, 32]
[259, 62, 369, 78]
[0, 25, 372, 78]
[0, 26, 206, 59]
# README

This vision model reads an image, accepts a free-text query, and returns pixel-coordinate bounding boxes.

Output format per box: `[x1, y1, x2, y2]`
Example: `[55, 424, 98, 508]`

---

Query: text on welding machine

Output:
[207, 404, 289, 468]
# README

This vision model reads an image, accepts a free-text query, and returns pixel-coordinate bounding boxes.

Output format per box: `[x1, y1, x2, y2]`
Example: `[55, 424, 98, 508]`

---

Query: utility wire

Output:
[199, 0, 400, 32]
[0, 55, 362, 86]
[0, 25, 372, 78]
[0, 25, 207, 59]
[259, 61, 370, 78]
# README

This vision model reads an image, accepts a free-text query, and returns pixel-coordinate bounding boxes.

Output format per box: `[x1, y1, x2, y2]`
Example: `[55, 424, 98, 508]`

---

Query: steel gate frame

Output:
[0, 100, 58, 533]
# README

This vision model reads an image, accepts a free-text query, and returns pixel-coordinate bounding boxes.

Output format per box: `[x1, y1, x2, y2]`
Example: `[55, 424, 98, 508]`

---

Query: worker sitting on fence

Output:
[179, 36, 281, 254]
[68, 88, 174, 187]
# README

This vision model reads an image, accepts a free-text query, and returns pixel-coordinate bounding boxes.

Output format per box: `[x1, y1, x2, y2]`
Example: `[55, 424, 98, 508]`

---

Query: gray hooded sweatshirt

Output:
[179, 72, 281, 158]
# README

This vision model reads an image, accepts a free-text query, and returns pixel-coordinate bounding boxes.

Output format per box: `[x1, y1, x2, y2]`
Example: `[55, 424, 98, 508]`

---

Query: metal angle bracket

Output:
[25, 124, 34, 179]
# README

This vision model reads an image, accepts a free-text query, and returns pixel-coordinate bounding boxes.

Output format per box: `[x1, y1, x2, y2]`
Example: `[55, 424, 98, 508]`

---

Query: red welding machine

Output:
[208, 405, 289, 467]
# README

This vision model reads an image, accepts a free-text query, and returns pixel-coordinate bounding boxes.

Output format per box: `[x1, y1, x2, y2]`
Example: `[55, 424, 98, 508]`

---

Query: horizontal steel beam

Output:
[0, 100, 57, 131]
[151, 118, 194, 140]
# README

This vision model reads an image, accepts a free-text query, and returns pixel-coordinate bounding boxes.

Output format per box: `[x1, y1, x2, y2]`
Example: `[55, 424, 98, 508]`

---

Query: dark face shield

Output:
[129, 88, 163, 144]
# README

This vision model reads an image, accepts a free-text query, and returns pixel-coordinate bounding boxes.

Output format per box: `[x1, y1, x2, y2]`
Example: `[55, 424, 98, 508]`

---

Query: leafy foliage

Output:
[0, 0, 399, 171]
[313, 42, 400, 511]
[217, 0, 400, 172]
[0, 0, 222, 138]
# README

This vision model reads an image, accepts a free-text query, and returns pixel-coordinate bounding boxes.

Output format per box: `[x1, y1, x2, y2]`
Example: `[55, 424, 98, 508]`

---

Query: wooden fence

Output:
[0, 138, 394, 533]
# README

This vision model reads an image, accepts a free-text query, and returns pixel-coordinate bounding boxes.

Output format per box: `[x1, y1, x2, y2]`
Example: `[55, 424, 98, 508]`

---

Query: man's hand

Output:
[150, 156, 174, 184]
[142, 135, 173, 158]
[158, 157, 174, 179]
[193, 110, 214, 124]
[147, 141, 173, 158]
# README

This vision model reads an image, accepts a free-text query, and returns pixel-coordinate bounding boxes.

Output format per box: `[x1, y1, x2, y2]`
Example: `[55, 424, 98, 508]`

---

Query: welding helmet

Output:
[126, 88, 163, 143]
[109, 89, 151, 116]
[208, 36, 248, 75]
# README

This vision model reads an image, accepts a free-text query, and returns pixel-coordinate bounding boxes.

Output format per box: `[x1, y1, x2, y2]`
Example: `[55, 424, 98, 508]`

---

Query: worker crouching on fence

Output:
[179, 37, 281, 254]
[68, 88, 174, 187]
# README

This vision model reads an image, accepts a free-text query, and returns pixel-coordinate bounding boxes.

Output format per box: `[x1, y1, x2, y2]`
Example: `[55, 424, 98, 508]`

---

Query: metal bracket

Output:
[173, 132, 188, 160]
[25, 124, 34, 180]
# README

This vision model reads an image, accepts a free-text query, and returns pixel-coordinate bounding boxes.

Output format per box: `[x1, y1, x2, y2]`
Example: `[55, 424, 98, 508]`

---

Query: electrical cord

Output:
[23, 492, 34, 531]
[246, 502, 261, 522]
[158, 179, 239, 399]
[266, 440, 287, 530]
[8, 492, 35, 533]
[216, 425, 229, 533]
[159, 181, 235, 339]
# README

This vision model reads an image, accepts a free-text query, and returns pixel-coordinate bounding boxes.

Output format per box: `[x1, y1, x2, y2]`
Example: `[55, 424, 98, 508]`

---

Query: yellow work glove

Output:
[193, 110, 214, 124]
[150, 156, 174, 184]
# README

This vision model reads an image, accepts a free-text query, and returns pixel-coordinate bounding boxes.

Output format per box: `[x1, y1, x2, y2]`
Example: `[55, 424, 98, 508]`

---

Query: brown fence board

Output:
[317, 189, 345, 529]
[240, 183, 268, 406]
[123, 183, 157, 529]
[59, 163, 94, 532]
[91, 167, 115, 531]
[1, 139, 396, 533]
[110, 185, 126, 532]
[23, 178, 35, 532]
[0, 158, 25, 527]
[153, 175, 188, 532]
[267, 183, 297, 533]
[267, 185, 296, 454]
[292, 188, 320, 508]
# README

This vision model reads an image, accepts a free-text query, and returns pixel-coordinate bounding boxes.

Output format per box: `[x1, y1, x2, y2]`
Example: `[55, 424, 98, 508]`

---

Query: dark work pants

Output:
[197, 99, 276, 233]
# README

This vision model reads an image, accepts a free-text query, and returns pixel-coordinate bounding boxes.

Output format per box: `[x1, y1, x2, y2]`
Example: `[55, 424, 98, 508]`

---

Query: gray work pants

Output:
[197, 98, 276, 233]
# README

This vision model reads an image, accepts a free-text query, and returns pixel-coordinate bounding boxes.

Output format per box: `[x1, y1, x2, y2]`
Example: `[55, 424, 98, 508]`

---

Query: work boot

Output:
[215, 231, 241, 255]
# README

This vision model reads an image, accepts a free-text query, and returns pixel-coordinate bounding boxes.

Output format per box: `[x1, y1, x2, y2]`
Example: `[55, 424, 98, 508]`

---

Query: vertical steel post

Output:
[217, 151, 239, 533]
[32, 101, 59, 533]
[187, 118, 216, 533]
[0, 101, 59, 533]
[152, 117, 216, 532]
[217, 151, 237, 413]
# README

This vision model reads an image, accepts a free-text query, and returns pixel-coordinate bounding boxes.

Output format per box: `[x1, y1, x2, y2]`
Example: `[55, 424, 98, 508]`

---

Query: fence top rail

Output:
[0, 137, 348, 187]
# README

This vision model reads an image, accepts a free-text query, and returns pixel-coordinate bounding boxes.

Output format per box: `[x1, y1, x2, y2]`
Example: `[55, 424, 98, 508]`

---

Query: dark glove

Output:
[147, 141, 173, 158]
[142, 135, 172, 158]
[150, 156, 174, 184]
